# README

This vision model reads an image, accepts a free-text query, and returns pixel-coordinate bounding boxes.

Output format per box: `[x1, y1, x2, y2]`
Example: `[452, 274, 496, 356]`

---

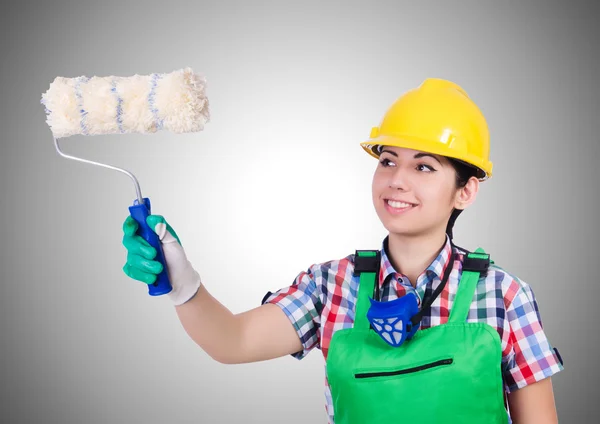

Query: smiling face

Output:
[372, 146, 476, 239]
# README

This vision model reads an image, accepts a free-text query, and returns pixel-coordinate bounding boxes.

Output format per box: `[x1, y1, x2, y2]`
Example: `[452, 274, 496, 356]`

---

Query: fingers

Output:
[126, 252, 164, 275]
[122, 263, 157, 285]
[122, 214, 169, 286]
[123, 215, 138, 236]
[146, 214, 166, 238]
[126, 214, 182, 245]
[122, 234, 156, 260]
[146, 215, 181, 245]
[123, 251, 163, 285]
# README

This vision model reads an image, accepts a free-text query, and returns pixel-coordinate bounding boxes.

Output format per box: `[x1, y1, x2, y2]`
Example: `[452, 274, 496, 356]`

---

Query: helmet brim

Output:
[360, 134, 492, 180]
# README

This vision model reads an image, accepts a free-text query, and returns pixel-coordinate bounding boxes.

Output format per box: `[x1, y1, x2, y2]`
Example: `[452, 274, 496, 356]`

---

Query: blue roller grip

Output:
[128, 197, 173, 296]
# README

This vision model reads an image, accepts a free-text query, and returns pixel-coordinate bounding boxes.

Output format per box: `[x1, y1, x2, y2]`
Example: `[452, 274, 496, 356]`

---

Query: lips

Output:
[384, 198, 417, 215]
[385, 199, 416, 208]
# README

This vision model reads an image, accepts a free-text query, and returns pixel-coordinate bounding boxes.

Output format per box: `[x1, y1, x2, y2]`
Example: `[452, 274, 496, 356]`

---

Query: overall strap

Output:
[353, 250, 380, 330]
[448, 248, 490, 324]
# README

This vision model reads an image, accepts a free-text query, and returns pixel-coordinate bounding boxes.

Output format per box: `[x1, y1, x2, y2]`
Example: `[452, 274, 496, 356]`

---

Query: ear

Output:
[454, 176, 479, 210]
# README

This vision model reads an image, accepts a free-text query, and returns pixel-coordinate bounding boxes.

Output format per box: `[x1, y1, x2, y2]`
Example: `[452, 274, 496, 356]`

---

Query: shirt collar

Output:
[378, 234, 454, 288]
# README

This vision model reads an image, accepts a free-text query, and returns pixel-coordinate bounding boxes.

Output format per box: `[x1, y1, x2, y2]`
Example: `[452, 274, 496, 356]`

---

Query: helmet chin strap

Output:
[446, 208, 464, 240]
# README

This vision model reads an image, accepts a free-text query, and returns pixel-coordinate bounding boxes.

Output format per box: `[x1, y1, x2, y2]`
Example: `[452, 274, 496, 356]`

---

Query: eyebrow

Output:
[380, 149, 442, 165]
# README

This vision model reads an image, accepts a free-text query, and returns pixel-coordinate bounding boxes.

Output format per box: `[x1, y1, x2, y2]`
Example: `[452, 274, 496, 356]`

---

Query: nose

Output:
[388, 167, 410, 191]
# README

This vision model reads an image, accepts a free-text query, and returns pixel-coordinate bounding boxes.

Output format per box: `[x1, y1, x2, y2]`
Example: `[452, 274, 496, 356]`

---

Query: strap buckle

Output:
[462, 252, 490, 273]
[353, 250, 381, 275]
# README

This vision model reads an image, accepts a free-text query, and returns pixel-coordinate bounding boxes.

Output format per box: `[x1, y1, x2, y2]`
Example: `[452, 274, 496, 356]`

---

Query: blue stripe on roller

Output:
[148, 73, 164, 130]
[40, 96, 52, 116]
[75, 76, 90, 135]
[111, 77, 124, 133]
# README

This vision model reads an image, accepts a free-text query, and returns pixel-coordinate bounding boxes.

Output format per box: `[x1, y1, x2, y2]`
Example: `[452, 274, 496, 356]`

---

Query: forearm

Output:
[175, 284, 242, 364]
[508, 378, 558, 424]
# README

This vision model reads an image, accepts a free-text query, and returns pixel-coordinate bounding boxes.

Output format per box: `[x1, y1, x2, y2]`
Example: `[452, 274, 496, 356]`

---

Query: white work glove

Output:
[122, 215, 201, 305]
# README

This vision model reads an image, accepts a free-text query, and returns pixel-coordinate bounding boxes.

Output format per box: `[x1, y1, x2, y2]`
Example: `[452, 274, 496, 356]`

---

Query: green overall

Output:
[326, 249, 508, 424]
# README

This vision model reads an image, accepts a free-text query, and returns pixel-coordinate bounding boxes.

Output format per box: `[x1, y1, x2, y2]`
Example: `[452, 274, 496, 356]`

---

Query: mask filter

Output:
[367, 292, 420, 347]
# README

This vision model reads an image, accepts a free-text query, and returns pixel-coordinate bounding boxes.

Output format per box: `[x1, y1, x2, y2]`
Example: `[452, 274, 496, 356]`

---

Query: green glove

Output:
[122, 215, 201, 305]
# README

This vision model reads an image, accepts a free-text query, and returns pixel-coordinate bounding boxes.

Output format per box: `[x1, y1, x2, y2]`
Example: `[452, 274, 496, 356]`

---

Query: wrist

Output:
[168, 265, 202, 306]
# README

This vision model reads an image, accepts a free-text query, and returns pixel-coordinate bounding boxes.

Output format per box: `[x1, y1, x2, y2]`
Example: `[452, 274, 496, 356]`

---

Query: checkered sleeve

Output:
[502, 278, 564, 392]
[261, 264, 323, 360]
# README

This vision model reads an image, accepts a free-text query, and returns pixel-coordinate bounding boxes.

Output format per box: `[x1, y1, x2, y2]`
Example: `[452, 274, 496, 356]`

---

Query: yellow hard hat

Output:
[360, 78, 493, 180]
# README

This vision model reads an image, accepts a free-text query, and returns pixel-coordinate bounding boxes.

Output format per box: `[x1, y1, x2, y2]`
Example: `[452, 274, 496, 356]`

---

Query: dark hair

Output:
[445, 158, 480, 240]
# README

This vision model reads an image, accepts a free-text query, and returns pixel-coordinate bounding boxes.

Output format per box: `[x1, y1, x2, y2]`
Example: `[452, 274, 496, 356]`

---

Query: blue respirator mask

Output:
[367, 292, 421, 347]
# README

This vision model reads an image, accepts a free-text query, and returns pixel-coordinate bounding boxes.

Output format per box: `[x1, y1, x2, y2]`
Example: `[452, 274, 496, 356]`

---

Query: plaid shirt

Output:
[262, 235, 563, 423]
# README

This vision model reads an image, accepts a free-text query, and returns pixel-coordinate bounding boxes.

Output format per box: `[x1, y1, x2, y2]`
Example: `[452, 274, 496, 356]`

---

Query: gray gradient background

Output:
[1, 0, 598, 422]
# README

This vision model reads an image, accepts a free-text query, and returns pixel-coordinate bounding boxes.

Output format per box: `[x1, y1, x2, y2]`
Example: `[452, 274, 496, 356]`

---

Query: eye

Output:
[379, 158, 395, 167]
[416, 163, 436, 172]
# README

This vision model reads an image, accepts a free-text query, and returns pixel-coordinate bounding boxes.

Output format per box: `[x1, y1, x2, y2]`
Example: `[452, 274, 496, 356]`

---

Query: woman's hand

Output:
[122, 215, 201, 305]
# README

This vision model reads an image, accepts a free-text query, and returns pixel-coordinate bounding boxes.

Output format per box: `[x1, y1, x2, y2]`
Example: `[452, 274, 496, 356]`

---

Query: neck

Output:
[386, 229, 449, 288]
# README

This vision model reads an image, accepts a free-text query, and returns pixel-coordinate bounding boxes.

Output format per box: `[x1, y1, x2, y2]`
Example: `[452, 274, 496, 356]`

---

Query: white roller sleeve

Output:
[41, 68, 210, 138]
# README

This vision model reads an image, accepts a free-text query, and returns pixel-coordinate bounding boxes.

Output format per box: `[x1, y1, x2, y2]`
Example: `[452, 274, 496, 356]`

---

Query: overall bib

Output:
[326, 249, 508, 424]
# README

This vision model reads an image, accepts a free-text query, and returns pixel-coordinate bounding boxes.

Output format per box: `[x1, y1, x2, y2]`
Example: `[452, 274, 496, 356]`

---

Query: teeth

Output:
[387, 200, 413, 209]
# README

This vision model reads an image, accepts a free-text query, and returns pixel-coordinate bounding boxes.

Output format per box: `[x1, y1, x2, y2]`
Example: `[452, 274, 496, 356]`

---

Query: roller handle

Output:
[128, 197, 173, 296]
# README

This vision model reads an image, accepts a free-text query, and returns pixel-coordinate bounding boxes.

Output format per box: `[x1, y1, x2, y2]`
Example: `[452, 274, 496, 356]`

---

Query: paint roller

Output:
[41, 67, 210, 296]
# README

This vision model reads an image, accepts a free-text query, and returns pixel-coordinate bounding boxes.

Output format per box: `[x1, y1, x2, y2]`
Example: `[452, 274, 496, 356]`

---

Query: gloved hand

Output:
[122, 215, 201, 305]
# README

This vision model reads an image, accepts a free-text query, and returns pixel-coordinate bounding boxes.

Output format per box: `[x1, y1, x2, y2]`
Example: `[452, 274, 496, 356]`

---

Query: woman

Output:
[122, 79, 563, 423]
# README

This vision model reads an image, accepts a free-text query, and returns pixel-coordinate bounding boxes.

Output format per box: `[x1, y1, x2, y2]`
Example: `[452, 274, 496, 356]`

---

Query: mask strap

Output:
[410, 248, 456, 328]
